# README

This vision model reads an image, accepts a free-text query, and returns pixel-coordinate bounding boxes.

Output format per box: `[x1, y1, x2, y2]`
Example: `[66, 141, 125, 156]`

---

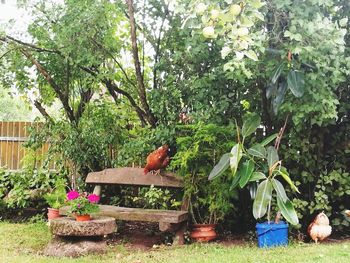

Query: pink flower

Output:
[67, 190, 79, 200]
[87, 194, 100, 203]
[77, 204, 81, 208]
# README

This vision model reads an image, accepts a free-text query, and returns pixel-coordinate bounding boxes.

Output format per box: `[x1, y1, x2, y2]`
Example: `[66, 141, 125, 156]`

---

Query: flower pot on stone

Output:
[66, 190, 100, 221]
[44, 178, 66, 220]
[47, 207, 60, 220]
[190, 224, 218, 242]
[75, 214, 91, 221]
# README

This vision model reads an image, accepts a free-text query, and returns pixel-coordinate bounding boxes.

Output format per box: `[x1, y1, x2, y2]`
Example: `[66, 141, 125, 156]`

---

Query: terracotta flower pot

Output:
[47, 208, 61, 220]
[190, 224, 217, 242]
[75, 214, 91, 221]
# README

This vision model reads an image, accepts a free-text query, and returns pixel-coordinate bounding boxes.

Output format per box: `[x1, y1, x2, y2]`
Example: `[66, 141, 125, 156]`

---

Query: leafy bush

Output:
[0, 168, 67, 210]
[171, 123, 237, 224]
[133, 185, 181, 210]
[25, 100, 127, 181]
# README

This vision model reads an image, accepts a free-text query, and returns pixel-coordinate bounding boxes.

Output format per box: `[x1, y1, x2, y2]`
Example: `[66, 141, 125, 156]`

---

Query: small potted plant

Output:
[209, 114, 299, 248]
[66, 190, 100, 221]
[44, 178, 66, 220]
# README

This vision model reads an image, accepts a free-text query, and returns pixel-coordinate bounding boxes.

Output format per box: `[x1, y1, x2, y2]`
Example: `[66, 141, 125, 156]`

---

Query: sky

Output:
[0, 0, 28, 27]
[0, 0, 33, 40]
[0, 1, 41, 120]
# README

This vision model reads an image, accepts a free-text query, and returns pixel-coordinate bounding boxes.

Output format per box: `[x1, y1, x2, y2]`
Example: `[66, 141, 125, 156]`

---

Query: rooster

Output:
[144, 144, 170, 175]
[308, 212, 332, 243]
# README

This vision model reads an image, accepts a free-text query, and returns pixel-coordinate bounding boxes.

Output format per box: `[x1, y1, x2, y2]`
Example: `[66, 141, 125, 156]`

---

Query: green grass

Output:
[0, 221, 349, 263]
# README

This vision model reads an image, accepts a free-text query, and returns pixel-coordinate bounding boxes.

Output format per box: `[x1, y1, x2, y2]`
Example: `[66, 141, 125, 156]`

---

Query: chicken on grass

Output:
[144, 144, 170, 175]
[308, 212, 332, 244]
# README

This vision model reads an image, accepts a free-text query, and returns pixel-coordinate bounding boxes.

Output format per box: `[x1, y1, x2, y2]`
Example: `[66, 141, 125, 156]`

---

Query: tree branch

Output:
[33, 100, 53, 122]
[103, 79, 147, 126]
[20, 49, 75, 123]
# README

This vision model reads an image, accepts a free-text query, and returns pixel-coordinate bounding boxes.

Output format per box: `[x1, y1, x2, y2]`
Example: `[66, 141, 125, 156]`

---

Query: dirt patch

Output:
[106, 221, 165, 251]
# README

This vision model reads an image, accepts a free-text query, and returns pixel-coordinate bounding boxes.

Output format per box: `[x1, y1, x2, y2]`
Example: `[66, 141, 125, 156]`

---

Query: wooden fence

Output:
[0, 121, 53, 170]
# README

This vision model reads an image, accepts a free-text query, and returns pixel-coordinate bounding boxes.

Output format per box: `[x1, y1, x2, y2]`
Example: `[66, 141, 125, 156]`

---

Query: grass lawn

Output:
[0, 221, 349, 263]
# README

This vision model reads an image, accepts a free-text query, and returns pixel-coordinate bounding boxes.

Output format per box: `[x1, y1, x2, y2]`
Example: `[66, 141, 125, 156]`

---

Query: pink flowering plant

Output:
[66, 191, 100, 215]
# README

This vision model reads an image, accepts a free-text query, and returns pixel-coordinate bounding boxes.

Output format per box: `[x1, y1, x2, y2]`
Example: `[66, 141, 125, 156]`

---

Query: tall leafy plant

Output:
[209, 114, 299, 225]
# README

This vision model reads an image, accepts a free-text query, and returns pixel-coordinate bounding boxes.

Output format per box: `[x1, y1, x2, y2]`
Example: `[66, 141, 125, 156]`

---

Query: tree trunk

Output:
[126, 0, 157, 128]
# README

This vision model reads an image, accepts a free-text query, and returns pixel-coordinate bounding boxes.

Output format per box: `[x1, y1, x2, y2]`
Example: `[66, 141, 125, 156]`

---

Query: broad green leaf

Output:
[272, 178, 287, 202]
[278, 168, 300, 193]
[247, 144, 266, 159]
[238, 160, 255, 188]
[242, 114, 261, 138]
[244, 50, 259, 61]
[277, 196, 299, 225]
[267, 146, 279, 168]
[287, 70, 305, 97]
[230, 143, 242, 176]
[249, 172, 266, 182]
[208, 153, 230, 180]
[253, 179, 273, 219]
[271, 63, 284, 84]
[230, 172, 241, 190]
[261, 133, 278, 146]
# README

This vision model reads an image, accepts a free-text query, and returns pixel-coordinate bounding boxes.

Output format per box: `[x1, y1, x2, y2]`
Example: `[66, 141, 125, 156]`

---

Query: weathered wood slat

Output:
[60, 205, 188, 224]
[86, 167, 184, 188]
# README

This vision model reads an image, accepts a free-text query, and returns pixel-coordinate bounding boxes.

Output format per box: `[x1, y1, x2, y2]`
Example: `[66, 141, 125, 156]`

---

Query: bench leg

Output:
[173, 222, 187, 246]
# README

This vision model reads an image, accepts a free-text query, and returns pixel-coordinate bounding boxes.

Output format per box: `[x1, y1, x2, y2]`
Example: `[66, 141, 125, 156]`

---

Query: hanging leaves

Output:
[261, 133, 278, 147]
[277, 196, 299, 225]
[208, 153, 230, 180]
[273, 82, 288, 115]
[249, 172, 266, 182]
[238, 160, 255, 188]
[242, 114, 261, 138]
[247, 144, 266, 159]
[287, 70, 305, 97]
[272, 178, 288, 202]
[230, 143, 242, 176]
[267, 146, 279, 168]
[271, 63, 284, 84]
[253, 179, 273, 219]
[277, 167, 300, 193]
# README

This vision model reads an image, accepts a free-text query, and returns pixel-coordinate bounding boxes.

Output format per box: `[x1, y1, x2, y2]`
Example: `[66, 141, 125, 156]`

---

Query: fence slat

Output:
[0, 121, 54, 170]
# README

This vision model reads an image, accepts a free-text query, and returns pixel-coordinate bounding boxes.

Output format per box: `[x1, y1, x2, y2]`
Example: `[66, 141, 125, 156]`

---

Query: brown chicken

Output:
[144, 144, 170, 175]
[308, 212, 332, 243]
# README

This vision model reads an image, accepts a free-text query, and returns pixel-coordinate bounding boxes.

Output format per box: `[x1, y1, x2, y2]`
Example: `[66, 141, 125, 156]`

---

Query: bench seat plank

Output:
[60, 205, 188, 224]
[97, 205, 188, 223]
[86, 167, 183, 188]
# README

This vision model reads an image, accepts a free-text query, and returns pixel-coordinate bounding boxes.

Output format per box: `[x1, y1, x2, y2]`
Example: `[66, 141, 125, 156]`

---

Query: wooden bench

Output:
[85, 167, 188, 245]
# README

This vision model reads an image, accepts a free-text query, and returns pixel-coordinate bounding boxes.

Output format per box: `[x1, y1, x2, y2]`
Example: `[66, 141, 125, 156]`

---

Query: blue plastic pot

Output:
[256, 221, 288, 248]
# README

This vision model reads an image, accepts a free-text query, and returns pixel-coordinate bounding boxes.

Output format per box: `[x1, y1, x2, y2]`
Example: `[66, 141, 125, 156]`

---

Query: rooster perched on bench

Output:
[144, 144, 170, 175]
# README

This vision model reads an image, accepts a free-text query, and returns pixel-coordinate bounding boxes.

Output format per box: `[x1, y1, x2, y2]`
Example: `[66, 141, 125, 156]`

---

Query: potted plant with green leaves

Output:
[171, 123, 236, 242]
[209, 114, 299, 248]
[44, 178, 66, 220]
[66, 190, 100, 221]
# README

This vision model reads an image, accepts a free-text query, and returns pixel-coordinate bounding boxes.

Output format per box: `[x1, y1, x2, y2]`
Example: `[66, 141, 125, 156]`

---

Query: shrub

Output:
[0, 168, 67, 210]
